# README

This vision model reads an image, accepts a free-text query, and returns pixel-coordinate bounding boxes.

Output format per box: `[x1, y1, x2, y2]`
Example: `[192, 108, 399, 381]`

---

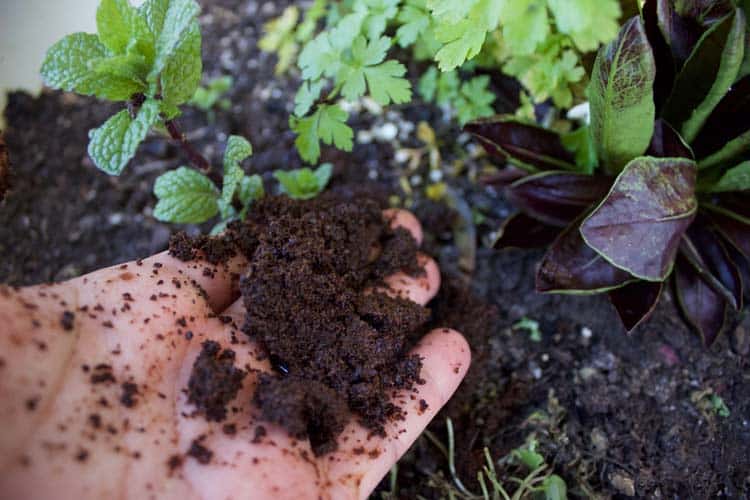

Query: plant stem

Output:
[164, 119, 212, 173]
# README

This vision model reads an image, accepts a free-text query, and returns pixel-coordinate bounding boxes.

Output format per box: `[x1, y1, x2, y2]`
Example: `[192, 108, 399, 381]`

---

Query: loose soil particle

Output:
[176, 196, 429, 455]
[187, 340, 247, 422]
[0, 132, 9, 201]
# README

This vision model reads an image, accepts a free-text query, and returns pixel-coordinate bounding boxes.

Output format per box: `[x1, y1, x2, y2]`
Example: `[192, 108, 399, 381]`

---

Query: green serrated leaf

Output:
[219, 135, 252, 218]
[160, 19, 201, 116]
[149, 0, 200, 79]
[499, 0, 550, 55]
[548, 0, 621, 52]
[153, 166, 219, 223]
[274, 163, 333, 200]
[455, 75, 495, 125]
[291, 104, 353, 163]
[561, 126, 598, 174]
[294, 79, 326, 116]
[90, 52, 149, 82]
[41, 33, 145, 100]
[87, 98, 161, 175]
[433, 0, 502, 71]
[417, 66, 438, 101]
[396, 0, 431, 48]
[97, 0, 138, 54]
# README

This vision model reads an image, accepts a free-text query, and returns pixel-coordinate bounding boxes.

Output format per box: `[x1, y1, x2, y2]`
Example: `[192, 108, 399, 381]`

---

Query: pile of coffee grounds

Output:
[174, 195, 430, 454]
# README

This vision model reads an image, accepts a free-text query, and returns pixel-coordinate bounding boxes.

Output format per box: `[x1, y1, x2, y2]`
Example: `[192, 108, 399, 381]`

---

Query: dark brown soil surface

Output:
[2, 0, 749, 497]
[178, 195, 429, 455]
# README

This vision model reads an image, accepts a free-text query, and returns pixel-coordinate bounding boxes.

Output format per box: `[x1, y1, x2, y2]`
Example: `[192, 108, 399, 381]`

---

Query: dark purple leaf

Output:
[588, 17, 656, 172]
[643, 0, 678, 111]
[662, 10, 746, 141]
[480, 166, 528, 188]
[656, 0, 735, 66]
[674, 254, 731, 345]
[722, 239, 750, 303]
[707, 206, 750, 256]
[692, 75, 750, 162]
[647, 119, 694, 158]
[581, 157, 697, 280]
[505, 172, 612, 227]
[609, 280, 663, 331]
[464, 116, 577, 172]
[681, 215, 742, 309]
[712, 193, 750, 222]
[537, 220, 634, 293]
[494, 213, 561, 249]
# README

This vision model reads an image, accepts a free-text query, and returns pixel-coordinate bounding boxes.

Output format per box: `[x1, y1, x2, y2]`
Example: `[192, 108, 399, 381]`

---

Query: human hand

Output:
[0, 209, 470, 500]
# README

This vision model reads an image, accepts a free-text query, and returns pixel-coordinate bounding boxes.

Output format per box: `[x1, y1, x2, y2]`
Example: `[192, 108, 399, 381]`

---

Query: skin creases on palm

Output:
[0, 209, 470, 500]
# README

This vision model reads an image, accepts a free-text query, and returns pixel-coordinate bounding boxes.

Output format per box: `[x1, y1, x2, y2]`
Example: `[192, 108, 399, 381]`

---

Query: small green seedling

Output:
[273, 163, 333, 200]
[41, 0, 204, 176]
[513, 317, 542, 343]
[190, 75, 233, 112]
[153, 135, 263, 232]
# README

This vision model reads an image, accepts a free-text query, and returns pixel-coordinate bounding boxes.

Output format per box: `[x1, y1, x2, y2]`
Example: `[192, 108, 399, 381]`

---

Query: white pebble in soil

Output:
[372, 123, 398, 142]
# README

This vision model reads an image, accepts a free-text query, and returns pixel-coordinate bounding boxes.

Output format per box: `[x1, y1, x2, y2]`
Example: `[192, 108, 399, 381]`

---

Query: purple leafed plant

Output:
[466, 0, 750, 345]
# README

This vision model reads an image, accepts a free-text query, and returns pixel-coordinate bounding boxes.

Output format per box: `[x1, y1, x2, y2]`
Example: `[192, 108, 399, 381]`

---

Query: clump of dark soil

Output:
[176, 195, 429, 455]
[0, 132, 9, 201]
[187, 340, 247, 422]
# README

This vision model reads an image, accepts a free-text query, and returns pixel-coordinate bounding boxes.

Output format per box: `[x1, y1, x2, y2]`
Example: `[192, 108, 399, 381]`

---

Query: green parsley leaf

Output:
[274, 163, 333, 200]
[456, 75, 495, 125]
[41, 33, 144, 100]
[396, 0, 431, 48]
[356, 0, 400, 40]
[294, 79, 326, 116]
[190, 75, 233, 111]
[290, 104, 353, 164]
[160, 19, 202, 117]
[427, 0, 479, 24]
[432, 0, 502, 71]
[417, 66, 439, 101]
[259, 6, 301, 75]
[87, 98, 161, 175]
[547, 0, 621, 52]
[338, 36, 411, 105]
[499, 0, 550, 55]
[153, 166, 219, 223]
[298, 11, 365, 80]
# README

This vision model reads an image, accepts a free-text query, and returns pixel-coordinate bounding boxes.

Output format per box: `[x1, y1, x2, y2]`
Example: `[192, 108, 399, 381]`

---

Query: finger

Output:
[377, 253, 441, 306]
[325, 328, 471, 499]
[384, 208, 423, 246]
[142, 250, 249, 313]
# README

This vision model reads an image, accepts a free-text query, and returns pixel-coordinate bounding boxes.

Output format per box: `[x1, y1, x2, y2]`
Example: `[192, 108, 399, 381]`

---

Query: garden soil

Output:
[1, 0, 748, 497]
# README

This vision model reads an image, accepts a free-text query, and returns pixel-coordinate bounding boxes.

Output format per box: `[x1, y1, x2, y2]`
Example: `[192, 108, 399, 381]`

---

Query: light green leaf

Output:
[396, 0, 431, 48]
[149, 0, 200, 79]
[238, 174, 265, 206]
[258, 6, 300, 74]
[675, 10, 746, 142]
[153, 166, 219, 223]
[455, 75, 495, 125]
[41, 33, 144, 100]
[365, 60, 412, 105]
[541, 475, 568, 500]
[548, 0, 621, 52]
[294, 79, 326, 116]
[138, 0, 169, 37]
[160, 19, 202, 116]
[561, 126, 598, 174]
[707, 161, 750, 192]
[90, 53, 149, 81]
[274, 163, 333, 200]
[87, 98, 161, 175]
[219, 135, 252, 218]
[417, 66, 439, 101]
[433, 0, 502, 71]
[97, 0, 138, 54]
[587, 17, 656, 173]
[291, 104, 353, 163]
[499, 0, 550, 55]
[427, 0, 479, 23]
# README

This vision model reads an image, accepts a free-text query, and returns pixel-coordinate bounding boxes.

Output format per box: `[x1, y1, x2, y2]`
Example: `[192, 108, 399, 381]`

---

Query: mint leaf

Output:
[149, 0, 200, 79]
[160, 19, 202, 117]
[294, 79, 326, 116]
[96, 0, 138, 54]
[274, 163, 333, 200]
[153, 166, 219, 223]
[87, 98, 161, 175]
[90, 53, 149, 81]
[238, 174, 264, 207]
[291, 104, 353, 163]
[219, 135, 252, 218]
[41, 33, 144, 100]
[139, 0, 169, 37]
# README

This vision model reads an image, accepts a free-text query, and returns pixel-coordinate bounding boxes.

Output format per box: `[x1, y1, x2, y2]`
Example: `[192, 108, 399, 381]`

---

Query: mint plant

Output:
[274, 164, 333, 200]
[468, 0, 750, 345]
[259, 0, 625, 164]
